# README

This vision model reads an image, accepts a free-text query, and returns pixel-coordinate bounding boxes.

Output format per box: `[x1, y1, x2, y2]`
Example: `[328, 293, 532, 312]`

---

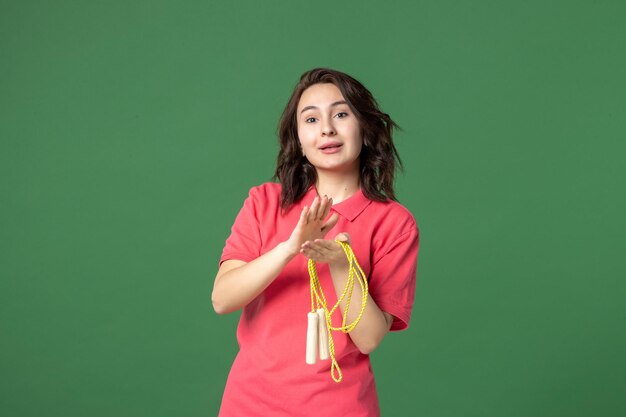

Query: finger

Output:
[308, 196, 320, 223]
[321, 212, 339, 233]
[310, 240, 339, 259]
[320, 196, 333, 221]
[303, 239, 325, 252]
[302, 242, 325, 258]
[301, 247, 319, 261]
[300, 241, 313, 254]
[334, 232, 350, 244]
[300, 205, 309, 225]
[314, 195, 327, 221]
[313, 239, 340, 251]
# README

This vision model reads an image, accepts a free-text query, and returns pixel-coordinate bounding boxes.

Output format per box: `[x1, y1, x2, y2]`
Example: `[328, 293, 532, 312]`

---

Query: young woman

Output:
[212, 68, 419, 417]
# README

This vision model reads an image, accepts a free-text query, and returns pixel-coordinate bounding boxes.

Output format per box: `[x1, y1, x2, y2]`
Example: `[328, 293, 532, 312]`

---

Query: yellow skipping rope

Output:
[305, 240, 368, 383]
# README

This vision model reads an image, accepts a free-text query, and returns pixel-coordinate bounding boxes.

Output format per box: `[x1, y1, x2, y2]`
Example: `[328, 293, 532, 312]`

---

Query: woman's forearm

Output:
[212, 242, 296, 314]
[328, 262, 392, 355]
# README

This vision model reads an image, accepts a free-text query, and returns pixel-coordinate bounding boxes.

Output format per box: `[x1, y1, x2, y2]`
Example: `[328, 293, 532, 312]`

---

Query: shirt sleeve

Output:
[219, 187, 262, 266]
[368, 224, 419, 332]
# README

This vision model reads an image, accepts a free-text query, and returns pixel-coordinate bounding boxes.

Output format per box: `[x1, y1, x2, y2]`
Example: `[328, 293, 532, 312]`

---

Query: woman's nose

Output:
[321, 119, 336, 136]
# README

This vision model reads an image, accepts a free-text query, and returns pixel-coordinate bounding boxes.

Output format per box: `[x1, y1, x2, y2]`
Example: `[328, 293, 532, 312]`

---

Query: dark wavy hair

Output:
[273, 67, 403, 211]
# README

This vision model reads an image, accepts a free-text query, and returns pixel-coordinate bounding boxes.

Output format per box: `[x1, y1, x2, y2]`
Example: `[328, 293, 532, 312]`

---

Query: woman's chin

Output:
[311, 161, 360, 174]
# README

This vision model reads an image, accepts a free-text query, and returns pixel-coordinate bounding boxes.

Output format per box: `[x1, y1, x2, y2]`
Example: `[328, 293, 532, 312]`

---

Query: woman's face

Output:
[296, 83, 363, 175]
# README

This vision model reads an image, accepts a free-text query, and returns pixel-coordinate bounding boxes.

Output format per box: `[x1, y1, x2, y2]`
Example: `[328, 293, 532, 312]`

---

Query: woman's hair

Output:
[273, 67, 403, 211]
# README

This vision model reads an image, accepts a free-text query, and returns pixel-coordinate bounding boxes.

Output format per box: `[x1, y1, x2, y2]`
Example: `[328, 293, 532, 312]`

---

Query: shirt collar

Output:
[303, 185, 372, 222]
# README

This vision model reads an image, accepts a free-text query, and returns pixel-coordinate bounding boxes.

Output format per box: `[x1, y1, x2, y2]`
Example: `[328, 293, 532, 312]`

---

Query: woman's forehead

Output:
[298, 83, 346, 112]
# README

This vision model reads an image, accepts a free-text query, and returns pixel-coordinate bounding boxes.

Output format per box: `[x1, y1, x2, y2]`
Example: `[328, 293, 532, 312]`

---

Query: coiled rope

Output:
[307, 240, 368, 383]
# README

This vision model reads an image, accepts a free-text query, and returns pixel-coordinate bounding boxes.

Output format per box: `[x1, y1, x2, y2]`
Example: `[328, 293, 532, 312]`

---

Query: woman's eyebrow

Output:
[300, 100, 347, 114]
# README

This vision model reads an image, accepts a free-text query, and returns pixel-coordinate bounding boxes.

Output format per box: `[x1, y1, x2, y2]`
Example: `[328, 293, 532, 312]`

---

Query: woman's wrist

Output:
[277, 240, 300, 259]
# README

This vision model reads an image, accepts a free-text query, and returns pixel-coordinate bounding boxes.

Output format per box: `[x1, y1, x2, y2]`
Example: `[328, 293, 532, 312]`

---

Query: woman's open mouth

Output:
[319, 143, 343, 154]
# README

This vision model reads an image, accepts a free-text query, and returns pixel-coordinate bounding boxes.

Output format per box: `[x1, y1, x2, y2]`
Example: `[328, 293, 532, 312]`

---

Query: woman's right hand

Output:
[284, 195, 339, 257]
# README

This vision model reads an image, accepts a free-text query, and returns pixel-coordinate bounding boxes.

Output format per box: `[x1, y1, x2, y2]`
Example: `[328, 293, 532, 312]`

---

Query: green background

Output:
[2, 1, 625, 416]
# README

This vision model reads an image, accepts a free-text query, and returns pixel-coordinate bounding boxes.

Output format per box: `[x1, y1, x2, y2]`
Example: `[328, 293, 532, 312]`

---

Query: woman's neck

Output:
[315, 169, 360, 204]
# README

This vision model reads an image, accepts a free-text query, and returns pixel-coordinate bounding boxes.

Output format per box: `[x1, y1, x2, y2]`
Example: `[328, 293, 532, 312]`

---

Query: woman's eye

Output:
[305, 117, 316, 123]
[336, 112, 348, 118]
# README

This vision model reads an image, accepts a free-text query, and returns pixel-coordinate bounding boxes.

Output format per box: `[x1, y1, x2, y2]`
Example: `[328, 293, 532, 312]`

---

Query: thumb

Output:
[321, 212, 339, 232]
[334, 232, 350, 244]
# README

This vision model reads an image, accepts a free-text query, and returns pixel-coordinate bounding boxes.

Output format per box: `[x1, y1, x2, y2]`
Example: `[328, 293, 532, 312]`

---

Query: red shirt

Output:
[218, 182, 419, 417]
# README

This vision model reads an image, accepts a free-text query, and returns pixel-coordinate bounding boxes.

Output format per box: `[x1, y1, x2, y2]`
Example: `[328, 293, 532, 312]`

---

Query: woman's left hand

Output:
[301, 232, 351, 269]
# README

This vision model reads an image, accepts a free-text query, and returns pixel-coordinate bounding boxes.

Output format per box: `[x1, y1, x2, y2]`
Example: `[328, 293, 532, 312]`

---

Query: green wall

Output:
[2, 1, 624, 416]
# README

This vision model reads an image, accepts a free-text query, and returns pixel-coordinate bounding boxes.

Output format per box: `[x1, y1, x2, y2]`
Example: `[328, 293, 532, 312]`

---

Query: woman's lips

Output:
[320, 144, 343, 154]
